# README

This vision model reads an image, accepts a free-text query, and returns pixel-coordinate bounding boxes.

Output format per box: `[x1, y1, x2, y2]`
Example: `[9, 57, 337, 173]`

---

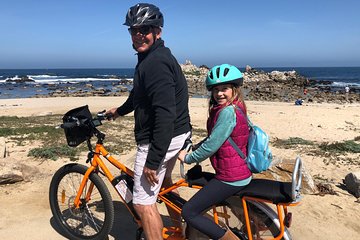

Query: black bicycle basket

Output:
[62, 105, 94, 147]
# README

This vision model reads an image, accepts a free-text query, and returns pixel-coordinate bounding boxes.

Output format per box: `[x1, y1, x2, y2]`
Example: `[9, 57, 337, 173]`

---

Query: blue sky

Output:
[1, 0, 359, 69]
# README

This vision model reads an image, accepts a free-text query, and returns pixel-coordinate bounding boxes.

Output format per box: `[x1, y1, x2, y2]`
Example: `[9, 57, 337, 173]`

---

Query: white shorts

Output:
[132, 131, 191, 205]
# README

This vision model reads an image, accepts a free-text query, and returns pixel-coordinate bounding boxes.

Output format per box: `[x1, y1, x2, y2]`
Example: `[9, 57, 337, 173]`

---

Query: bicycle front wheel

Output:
[49, 163, 114, 240]
[217, 196, 292, 240]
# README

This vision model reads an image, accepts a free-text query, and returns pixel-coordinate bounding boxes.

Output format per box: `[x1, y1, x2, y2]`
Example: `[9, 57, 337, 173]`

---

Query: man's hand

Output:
[177, 150, 187, 163]
[143, 166, 159, 186]
[105, 107, 120, 120]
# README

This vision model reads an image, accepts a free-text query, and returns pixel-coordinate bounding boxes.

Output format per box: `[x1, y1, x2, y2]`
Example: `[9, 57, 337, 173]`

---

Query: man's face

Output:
[128, 26, 161, 53]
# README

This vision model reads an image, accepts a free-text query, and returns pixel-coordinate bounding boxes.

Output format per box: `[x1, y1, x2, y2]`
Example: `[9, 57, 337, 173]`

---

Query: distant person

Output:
[295, 98, 303, 105]
[345, 86, 350, 102]
[105, 3, 191, 239]
[303, 88, 308, 96]
[178, 64, 251, 240]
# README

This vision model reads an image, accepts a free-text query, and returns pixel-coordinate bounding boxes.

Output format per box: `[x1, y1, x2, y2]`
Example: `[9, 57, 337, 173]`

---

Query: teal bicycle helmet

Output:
[205, 64, 243, 90]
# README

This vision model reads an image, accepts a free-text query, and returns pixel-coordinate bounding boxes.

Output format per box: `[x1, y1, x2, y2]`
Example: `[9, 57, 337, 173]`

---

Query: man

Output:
[106, 3, 191, 239]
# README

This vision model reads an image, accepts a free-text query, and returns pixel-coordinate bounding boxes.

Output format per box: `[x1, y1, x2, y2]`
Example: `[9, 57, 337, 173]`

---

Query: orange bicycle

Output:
[49, 105, 302, 240]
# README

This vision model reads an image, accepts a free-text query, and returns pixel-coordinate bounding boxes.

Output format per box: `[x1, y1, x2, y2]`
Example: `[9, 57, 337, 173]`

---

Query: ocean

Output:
[0, 67, 359, 99]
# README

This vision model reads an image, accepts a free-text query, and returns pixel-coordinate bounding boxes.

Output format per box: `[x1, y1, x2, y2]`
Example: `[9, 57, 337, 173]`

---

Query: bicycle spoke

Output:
[54, 171, 106, 236]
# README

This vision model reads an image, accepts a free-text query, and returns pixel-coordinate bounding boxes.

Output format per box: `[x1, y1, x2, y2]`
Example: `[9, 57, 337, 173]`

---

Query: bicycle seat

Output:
[236, 179, 294, 204]
[241, 157, 302, 204]
[187, 169, 294, 204]
[185, 157, 302, 204]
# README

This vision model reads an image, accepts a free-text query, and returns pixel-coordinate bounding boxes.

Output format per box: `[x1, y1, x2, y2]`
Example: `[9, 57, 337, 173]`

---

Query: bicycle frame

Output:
[70, 138, 300, 240]
[73, 142, 138, 218]
[241, 196, 300, 240]
[73, 140, 205, 239]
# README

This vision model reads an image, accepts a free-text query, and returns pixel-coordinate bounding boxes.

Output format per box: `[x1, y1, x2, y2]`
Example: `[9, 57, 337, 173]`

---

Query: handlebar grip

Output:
[61, 121, 78, 129]
[179, 139, 193, 179]
[105, 113, 114, 120]
[97, 111, 113, 121]
[180, 161, 185, 179]
[181, 139, 192, 151]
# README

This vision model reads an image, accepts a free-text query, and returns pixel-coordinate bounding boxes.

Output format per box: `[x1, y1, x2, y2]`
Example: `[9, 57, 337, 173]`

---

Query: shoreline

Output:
[1, 96, 360, 117]
[1, 66, 360, 103]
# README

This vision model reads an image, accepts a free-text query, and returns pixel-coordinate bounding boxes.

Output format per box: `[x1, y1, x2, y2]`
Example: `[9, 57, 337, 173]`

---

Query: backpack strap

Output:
[227, 104, 249, 160]
[232, 104, 254, 127]
[228, 137, 246, 159]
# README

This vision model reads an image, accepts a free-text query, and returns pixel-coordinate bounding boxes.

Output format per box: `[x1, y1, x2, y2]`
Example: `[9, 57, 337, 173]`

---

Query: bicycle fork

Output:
[70, 166, 97, 208]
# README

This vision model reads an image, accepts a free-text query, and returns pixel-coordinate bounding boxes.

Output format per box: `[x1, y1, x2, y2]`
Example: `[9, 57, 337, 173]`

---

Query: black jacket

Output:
[117, 39, 191, 170]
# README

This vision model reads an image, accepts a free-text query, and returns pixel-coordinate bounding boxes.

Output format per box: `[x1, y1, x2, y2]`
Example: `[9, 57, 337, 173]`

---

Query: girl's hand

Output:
[178, 150, 187, 163]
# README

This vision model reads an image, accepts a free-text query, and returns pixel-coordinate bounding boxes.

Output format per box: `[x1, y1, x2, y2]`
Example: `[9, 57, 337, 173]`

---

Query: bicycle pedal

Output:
[163, 232, 184, 240]
[163, 227, 184, 240]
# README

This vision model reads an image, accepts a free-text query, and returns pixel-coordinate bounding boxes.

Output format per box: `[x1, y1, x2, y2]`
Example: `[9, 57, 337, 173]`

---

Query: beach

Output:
[1, 96, 360, 240]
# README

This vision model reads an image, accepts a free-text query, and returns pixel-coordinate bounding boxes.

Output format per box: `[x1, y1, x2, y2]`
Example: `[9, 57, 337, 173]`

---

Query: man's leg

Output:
[132, 132, 191, 239]
[133, 203, 163, 240]
[132, 144, 163, 239]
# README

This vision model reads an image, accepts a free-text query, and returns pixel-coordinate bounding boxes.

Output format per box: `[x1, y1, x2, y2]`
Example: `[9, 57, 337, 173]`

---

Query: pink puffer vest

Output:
[207, 102, 252, 181]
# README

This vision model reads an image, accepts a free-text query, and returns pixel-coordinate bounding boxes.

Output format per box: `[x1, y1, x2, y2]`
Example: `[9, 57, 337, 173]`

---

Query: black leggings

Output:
[181, 178, 246, 239]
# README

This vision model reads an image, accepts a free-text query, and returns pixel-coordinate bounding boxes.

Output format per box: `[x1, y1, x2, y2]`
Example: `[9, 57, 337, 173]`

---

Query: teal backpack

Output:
[228, 106, 273, 173]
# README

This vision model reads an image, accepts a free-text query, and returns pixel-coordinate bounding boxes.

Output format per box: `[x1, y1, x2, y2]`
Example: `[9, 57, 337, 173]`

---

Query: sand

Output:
[0, 96, 360, 240]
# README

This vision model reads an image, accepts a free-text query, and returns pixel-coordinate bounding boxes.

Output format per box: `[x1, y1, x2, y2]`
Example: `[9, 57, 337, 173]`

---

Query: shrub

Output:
[28, 145, 78, 161]
[319, 140, 360, 153]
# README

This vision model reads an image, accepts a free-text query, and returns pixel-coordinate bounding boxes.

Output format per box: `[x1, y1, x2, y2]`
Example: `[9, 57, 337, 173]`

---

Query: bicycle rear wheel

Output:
[49, 163, 114, 240]
[217, 196, 292, 240]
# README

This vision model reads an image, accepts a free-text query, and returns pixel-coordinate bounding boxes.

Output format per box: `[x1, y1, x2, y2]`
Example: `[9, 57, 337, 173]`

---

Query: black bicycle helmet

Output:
[124, 3, 164, 27]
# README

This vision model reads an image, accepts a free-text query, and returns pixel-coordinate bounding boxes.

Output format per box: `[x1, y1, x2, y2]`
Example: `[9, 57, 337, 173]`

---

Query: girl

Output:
[178, 64, 251, 240]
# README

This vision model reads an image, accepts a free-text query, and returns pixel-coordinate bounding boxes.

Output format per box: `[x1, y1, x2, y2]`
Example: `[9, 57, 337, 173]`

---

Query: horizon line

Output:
[1, 66, 360, 70]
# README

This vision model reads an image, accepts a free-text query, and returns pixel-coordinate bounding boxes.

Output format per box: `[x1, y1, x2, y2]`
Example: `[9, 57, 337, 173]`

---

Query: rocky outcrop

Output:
[0, 161, 24, 184]
[181, 63, 360, 103]
[344, 172, 360, 198]
[180, 61, 209, 96]
[5, 75, 35, 83]
[0, 139, 41, 185]
[21, 62, 358, 103]
[33, 84, 129, 98]
[0, 137, 6, 158]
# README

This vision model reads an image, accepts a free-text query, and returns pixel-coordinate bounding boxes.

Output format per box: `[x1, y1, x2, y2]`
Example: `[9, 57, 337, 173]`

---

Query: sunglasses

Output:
[128, 26, 152, 35]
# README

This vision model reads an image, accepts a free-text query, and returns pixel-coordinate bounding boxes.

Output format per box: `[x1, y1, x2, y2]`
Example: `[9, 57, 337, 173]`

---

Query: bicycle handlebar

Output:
[59, 110, 113, 130]
[60, 121, 78, 129]
[96, 111, 113, 121]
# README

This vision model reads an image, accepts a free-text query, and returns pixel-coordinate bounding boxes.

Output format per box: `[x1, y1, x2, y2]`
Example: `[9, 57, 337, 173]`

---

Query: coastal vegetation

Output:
[1, 114, 359, 167]
[273, 136, 360, 166]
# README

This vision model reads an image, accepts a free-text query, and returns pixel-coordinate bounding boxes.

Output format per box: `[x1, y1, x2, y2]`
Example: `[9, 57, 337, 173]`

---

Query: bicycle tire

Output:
[217, 196, 292, 240]
[49, 163, 114, 240]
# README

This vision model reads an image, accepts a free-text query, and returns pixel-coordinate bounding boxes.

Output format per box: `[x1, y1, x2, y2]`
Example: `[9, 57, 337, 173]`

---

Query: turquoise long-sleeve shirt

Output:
[185, 105, 251, 186]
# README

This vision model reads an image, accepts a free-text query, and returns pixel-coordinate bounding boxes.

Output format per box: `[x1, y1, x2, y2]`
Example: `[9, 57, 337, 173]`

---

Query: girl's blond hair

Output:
[208, 84, 247, 114]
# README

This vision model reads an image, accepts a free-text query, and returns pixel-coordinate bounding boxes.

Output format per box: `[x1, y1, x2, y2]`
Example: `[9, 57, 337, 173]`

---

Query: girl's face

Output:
[212, 84, 234, 105]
